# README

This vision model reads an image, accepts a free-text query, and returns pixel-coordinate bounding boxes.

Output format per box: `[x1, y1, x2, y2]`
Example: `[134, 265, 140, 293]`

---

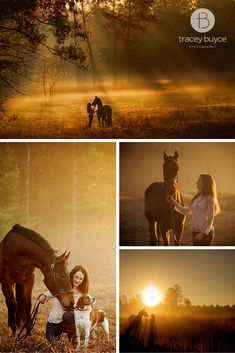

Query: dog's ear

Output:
[91, 297, 96, 305]
[76, 296, 84, 310]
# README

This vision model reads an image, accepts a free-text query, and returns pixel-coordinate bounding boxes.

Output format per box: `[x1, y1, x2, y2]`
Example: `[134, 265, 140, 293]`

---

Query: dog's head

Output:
[75, 294, 96, 310]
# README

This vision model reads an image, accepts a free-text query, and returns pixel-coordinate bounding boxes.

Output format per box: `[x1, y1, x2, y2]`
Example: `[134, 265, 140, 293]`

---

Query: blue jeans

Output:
[46, 321, 65, 342]
[193, 231, 214, 246]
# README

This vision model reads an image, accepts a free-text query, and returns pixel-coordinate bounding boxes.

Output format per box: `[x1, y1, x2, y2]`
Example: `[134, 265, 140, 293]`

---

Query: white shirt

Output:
[45, 290, 82, 324]
[174, 195, 215, 235]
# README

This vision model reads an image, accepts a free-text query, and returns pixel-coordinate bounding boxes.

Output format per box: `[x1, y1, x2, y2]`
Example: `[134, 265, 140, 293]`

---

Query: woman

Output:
[167, 174, 220, 246]
[39, 265, 89, 342]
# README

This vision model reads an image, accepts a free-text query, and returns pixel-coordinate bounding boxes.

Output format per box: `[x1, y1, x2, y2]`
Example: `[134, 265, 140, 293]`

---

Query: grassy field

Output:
[0, 287, 116, 353]
[120, 315, 235, 352]
[2, 88, 235, 138]
[120, 194, 235, 246]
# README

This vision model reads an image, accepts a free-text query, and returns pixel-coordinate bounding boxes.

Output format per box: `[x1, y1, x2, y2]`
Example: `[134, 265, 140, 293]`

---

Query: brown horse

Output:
[91, 97, 112, 127]
[0, 224, 74, 334]
[145, 150, 185, 246]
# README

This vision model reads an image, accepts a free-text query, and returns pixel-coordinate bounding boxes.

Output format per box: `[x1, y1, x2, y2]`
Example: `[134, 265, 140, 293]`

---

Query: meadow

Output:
[2, 85, 235, 138]
[0, 285, 116, 353]
[120, 194, 235, 246]
[120, 315, 235, 352]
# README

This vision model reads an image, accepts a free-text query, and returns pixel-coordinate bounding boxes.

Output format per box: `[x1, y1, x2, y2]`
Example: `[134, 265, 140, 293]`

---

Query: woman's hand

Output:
[38, 294, 47, 304]
[166, 196, 174, 204]
[194, 232, 205, 241]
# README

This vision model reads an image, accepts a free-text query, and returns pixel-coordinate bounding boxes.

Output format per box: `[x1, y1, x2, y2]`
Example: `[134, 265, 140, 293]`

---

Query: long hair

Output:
[192, 174, 221, 215]
[69, 265, 89, 294]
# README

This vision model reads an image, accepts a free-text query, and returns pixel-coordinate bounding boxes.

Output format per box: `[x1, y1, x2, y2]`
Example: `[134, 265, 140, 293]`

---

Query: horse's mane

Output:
[11, 224, 55, 255]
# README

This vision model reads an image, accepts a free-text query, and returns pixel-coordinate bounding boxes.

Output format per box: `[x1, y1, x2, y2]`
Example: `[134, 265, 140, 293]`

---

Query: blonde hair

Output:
[192, 174, 221, 215]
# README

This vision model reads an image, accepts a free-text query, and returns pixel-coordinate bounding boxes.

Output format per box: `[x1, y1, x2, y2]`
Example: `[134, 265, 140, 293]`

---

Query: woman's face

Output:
[73, 271, 85, 288]
[196, 176, 204, 192]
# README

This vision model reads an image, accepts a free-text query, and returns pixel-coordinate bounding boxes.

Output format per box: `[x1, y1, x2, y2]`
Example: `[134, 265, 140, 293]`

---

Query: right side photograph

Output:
[120, 142, 235, 246]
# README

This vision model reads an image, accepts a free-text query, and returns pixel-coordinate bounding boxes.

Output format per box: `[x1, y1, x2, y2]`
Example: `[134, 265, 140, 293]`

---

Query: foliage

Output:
[0, 144, 20, 238]
[0, 0, 88, 110]
[164, 284, 184, 307]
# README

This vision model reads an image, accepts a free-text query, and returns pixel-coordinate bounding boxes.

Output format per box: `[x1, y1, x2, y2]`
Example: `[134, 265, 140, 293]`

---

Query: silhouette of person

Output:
[87, 103, 96, 128]
[148, 314, 158, 352]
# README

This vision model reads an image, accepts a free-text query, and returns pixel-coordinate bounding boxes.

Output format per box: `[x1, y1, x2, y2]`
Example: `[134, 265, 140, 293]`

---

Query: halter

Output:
[43, 257, 73, 297]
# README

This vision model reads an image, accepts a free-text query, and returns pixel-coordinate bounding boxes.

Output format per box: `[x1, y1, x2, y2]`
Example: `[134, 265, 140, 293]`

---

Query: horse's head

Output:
[91, 96, 100, 107]
[163, 150, 179, 195]
[44, 251, 74, 311]
[141, 308, 148, 317]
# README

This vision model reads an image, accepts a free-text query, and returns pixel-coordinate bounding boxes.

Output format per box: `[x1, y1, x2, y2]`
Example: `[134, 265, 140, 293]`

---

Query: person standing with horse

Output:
[167, 174, 220, 246]
[39, 265, 89, 342]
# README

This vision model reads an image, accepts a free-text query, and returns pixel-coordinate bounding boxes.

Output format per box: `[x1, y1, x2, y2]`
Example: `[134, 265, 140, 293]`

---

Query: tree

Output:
[0, 0, 88, 115]
[102, 0, 158, 79]
[164, 284, 184, 307]
[0, 144, 20, 238]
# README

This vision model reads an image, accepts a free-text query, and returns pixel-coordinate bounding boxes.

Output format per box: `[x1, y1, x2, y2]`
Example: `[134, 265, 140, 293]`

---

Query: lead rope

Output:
[16, 296, 41, 342]
[169, 189, 193, 246]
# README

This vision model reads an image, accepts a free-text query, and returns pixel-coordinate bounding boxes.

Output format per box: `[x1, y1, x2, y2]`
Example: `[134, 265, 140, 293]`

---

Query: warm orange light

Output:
[142, 286, 162, 307]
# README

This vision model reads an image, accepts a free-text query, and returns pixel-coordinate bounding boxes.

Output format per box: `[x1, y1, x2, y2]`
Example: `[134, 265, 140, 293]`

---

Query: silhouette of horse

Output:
[126, 308, 148, 338]
[145, 150, 185, 246]
[0, 224, 74, 334]
[92, 97, 112, 127]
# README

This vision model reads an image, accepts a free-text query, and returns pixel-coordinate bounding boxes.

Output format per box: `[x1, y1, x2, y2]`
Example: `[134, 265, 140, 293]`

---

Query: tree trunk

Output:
[71, 143, 78, 266]
[25, 144, 30, 226]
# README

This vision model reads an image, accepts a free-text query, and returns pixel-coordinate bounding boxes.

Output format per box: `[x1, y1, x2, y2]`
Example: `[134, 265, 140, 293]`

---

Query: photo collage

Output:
[0, 1, 235, 353]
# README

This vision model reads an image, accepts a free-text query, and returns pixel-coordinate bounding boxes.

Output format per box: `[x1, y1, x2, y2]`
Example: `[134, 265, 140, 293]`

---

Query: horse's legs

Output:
[161, 230, 170, 246]
[98, 117, 101, 127]
[16, 283, 26, 327]
[24, 272, 35, 332]
[149, 221, 157, 246]
[2, 281, 17, 333]
[173, 223, 184, 246]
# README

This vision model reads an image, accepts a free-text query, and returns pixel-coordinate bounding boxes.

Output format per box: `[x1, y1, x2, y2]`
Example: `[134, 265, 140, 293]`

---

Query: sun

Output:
[141, 286, 162, 307]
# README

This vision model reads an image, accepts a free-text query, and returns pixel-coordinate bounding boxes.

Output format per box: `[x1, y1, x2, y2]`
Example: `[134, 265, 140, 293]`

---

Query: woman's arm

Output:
[167, 196, 192, 215]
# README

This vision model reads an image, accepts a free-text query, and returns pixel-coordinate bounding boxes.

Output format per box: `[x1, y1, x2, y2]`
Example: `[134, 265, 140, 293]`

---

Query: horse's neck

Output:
[138, 311, 144, 319]
[97, 101, 103, 108]
[17, 237, 53, 271]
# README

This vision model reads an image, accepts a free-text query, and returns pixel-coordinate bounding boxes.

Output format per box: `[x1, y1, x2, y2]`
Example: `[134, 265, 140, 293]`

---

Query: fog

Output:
[120, 142, 235, 197]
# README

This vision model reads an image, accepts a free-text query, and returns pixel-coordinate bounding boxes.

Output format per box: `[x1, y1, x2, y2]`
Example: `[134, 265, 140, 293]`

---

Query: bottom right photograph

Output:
[120, 250, 235, 352]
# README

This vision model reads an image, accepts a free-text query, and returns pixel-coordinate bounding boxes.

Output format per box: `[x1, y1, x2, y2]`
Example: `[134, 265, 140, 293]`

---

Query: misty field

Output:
[0, 287, 116, 353]
[120, 315, 235, 352]
[120, 194, 235, 246]
[2, 88, 235, 138]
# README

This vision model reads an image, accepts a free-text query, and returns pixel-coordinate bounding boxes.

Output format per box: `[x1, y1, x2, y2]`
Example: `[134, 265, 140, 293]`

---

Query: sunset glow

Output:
[142, 286, 162, 307]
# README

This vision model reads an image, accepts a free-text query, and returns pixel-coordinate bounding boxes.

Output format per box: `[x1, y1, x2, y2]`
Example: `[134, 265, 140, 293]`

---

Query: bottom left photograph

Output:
[0, 142, 116, 353]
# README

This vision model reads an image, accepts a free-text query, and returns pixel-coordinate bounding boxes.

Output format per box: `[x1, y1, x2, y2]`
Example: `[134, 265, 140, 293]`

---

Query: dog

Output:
[74, 294, 109, 349]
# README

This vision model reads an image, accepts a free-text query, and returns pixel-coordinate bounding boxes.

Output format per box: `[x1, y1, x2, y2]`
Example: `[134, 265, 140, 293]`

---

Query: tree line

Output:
[121, 284, 235, 318]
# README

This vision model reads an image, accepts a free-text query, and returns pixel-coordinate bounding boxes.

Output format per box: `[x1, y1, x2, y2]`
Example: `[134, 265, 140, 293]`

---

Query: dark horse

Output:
[0, 224, 74, 334]
[145, 151, 185, 246]
[92, 96, 112, 127]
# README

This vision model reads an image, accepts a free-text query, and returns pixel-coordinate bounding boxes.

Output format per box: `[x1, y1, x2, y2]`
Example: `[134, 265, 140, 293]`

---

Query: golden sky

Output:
[120, 142, 235, 197]
[120, 250, 235, 306]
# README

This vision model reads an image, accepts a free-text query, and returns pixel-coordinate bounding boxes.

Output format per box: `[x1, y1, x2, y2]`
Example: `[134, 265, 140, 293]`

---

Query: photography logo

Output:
[190, 8, 215, 33]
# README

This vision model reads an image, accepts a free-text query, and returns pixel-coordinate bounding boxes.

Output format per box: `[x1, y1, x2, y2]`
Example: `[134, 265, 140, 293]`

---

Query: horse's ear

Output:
[163, 150, 168, 160]
[56, 251, 66, 262]
[65, 251, 70, 261]
[174, 150, 179, 160]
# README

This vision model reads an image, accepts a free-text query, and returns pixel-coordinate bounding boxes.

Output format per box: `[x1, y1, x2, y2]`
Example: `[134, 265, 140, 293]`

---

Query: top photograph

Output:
[1, 0, 235, 139]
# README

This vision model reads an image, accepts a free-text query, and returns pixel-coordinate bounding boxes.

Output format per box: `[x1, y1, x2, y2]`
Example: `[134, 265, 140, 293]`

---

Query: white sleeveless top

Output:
[45, 290, 82, 324]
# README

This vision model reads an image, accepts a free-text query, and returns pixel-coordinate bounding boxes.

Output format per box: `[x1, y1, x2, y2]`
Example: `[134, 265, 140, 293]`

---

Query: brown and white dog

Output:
[74, 294, 109, 349]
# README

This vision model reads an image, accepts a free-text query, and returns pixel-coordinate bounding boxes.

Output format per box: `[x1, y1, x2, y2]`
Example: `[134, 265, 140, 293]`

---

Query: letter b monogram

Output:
[190, 8, 215, 33]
